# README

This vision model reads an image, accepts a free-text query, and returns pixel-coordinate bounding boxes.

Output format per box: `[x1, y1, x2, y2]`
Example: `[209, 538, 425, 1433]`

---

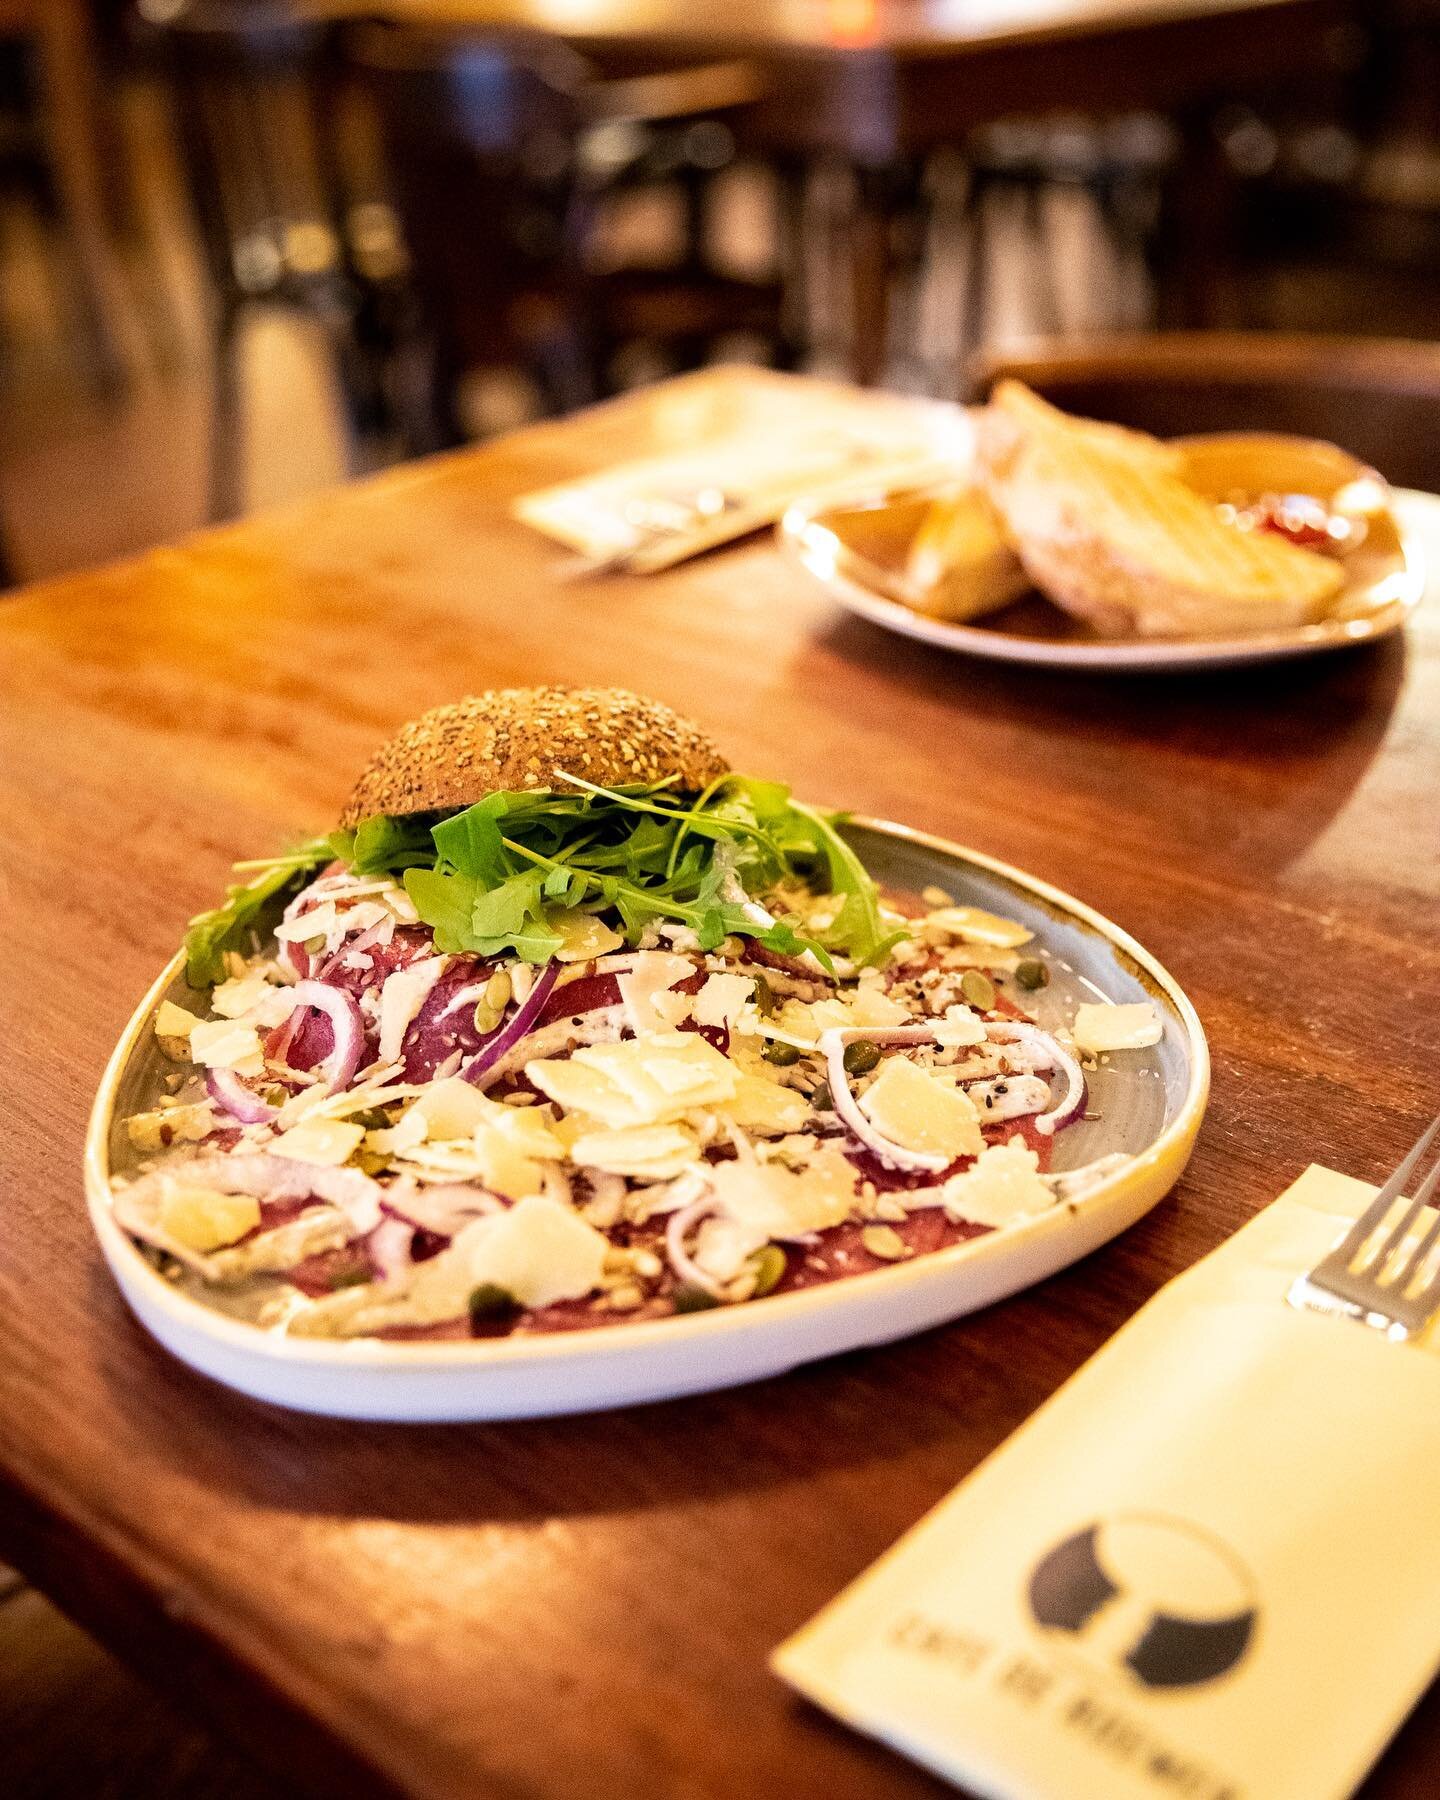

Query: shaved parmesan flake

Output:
[402, 1076, 491, 1142]
[126, 1101, 216, 1152]
[693, 1214, 768, 1284]
[721, 1073, 813, 1137]
[551, 910, 624, 962]
[531, 1034, 737, 1129]
[859, 1057, 985, 1160]
[274, 902, 339, 944]
[941, 1141, 1053, 1226]
[471, 1105, 568, 1198]
[377, 956, 449, 1066]
[154, 1001, 203, 1038]
[158, 1185, 261, 1253]
[692, 973, 754, 1030]
[844, 987, 913, 1029]
[1072, 1001, 1163, 1055]
[710, 1147, 859, 1239]
[459, 1195, 608, 1308]
[934, 1005, 987, 1048]
[617, 952, 695, 1035]
[926, 906, 1034, 949]
[211, 974, 299, 1027]
[188, 1019, 265, 1076]
[469, 1131, 547, 1200]
[270, 1118, 365, 1167]
[570, 1124, 698, 1180]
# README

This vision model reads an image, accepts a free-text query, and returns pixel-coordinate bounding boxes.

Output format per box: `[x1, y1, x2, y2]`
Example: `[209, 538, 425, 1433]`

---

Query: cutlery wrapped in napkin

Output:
[513, 378, 971, 573]
[774, 1165, 1440, 1800]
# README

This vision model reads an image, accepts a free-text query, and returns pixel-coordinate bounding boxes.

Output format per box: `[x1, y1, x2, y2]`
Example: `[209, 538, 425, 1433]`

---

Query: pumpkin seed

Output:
[747, 1244, 788, 1297]
[672, 1283, 720, 1314]
[484, 970, 513, 1010]
[960, 970, 996, 1010]
[472, 1000, 504, 1037]
[861, 1225, 910, 1262]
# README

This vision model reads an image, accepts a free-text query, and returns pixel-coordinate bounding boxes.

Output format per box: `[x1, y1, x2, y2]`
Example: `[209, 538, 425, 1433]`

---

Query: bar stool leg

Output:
[208, 297, 246, 523]
[848, 163, 894, 386]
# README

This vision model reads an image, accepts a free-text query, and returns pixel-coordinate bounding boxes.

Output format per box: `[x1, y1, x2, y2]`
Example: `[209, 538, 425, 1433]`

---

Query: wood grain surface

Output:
[2, 368, 1438, 1799]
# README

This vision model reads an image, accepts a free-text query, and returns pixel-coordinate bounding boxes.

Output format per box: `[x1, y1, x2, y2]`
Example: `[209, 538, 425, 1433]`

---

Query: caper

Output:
[811, 1080, 833, 1112]
[1015, 959, 1050, 991]
[747, 1243, 788, 1297]
[763, 1038, 801, 1067]
[672, 1283, 720, 1314]
[468, 1282, 519, 1326]
[842, 1039, 881, 1077]
[960, 970, 996, 1011]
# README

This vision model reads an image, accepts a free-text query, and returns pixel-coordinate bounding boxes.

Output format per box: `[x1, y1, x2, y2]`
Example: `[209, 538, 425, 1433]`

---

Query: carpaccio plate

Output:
[85, 819, 1209, 1421]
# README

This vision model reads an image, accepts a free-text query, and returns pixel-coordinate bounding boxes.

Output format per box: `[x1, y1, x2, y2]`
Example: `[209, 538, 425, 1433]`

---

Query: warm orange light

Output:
[826, 0, 879, 47]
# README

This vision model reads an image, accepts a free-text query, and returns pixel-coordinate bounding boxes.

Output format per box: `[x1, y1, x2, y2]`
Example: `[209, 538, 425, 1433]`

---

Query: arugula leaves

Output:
[181, 776, 902, 989]
[183, 837, 333, 987]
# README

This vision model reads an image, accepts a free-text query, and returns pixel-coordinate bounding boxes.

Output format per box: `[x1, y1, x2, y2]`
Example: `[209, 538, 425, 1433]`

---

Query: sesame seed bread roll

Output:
[340, 687, 730, 825]
[979, 380, 1345, 639]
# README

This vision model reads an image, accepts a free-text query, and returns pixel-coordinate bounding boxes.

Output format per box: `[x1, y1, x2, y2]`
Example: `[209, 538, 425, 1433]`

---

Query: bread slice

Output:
[979, 380, 1345, 638]
[903, 488, 1030, 622]
[341, 688, 730, 825]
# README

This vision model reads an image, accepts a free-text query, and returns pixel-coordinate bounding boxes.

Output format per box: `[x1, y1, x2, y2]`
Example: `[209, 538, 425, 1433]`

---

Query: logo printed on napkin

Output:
[1027, 1515, 1257, 1690]
[774, 1167, 1440, 1800]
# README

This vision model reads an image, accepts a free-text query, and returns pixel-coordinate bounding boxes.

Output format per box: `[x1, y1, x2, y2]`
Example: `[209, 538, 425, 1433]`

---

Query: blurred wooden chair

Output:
[140, 1, 387, 519]
[342, 19, 784, 453]
[0, 0, 128, 390]
[972, 332, 1440, 492]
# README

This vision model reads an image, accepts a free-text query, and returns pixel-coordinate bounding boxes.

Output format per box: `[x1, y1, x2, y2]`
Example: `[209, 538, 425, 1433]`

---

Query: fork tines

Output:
[1290, 1113, 1440, 1340]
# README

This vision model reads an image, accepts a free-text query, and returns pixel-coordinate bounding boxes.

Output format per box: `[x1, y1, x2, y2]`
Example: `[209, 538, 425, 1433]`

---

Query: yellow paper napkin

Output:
[774, 1166, 1440, 1800]
[513, 387, 972, 572]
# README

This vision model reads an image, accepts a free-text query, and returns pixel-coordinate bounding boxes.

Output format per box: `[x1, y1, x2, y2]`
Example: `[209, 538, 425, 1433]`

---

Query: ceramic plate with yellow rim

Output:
[86, 820, 1208, 1421]
[780, 433, 1425, 673]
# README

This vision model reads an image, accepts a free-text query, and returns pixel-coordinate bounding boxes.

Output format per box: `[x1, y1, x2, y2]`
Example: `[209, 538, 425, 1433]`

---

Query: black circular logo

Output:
[1027, 1514, 1258, 1690]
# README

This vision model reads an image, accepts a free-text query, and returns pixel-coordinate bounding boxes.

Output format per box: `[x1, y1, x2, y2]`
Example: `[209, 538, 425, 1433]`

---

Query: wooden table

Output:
[320, 0, 1355, 377]
[2, 368, 1437, 1799]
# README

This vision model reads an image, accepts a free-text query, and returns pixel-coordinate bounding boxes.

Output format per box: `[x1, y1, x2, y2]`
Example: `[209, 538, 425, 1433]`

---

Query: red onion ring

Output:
[461, 959, 560, 1087]
[287, 980, 366, 1094]
[984, 1022, 1086, 1135]
[381, 1184, 505, 1236]
[665, 1193, 728, 1301]
[315, 918, 388, 982]
[368, 1215, 414, 1285]
[205, 1066, 277, 1125]
[817, 1025, 958, 1174]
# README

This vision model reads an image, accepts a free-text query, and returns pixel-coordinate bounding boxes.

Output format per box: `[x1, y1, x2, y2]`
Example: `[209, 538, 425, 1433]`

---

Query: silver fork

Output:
[1289, 1113, 1440, 1340]
[555, 487, 739, 580]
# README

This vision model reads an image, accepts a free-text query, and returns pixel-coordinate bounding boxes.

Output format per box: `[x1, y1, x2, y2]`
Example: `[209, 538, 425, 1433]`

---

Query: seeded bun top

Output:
[340, 687, 730, 826]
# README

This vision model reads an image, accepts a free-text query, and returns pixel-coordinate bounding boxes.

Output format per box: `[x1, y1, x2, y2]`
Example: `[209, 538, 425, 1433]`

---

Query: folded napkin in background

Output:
[775, 1166, 1440, 1800]
[513, 384, 972, 572]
